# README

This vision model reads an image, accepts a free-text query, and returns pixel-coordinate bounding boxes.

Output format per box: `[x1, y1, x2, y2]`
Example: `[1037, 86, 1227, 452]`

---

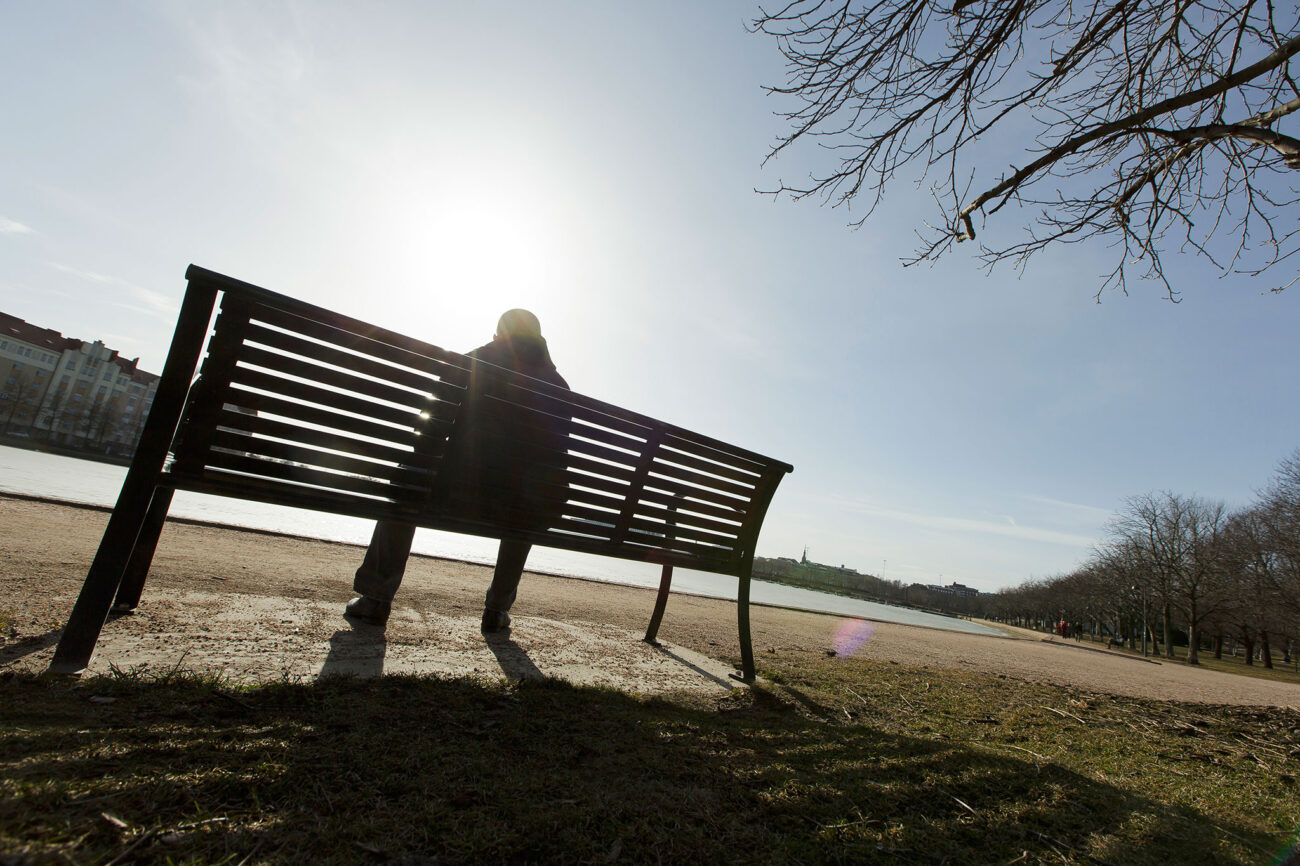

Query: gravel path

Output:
[4, 494, 1299, 708]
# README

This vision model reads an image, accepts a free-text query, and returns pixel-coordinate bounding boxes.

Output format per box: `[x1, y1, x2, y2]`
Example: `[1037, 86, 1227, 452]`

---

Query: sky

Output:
[2, 2, 1297, 593]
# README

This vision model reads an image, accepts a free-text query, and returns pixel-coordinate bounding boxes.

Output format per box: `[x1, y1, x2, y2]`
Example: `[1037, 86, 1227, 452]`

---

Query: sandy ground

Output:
[3, 493, 1300, 707]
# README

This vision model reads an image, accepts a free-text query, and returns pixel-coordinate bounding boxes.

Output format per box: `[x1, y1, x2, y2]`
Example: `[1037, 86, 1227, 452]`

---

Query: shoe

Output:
[344, 595, 391, 626]
[480, 608, 512, 633]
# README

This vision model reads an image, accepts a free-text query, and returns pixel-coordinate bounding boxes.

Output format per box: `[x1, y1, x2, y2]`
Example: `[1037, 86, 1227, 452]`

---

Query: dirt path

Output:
[3, 494, 1299, 707]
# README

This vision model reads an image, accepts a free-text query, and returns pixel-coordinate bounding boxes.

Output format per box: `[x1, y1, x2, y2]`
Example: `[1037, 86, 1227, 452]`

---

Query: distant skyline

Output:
[3, 3, 1297, 592]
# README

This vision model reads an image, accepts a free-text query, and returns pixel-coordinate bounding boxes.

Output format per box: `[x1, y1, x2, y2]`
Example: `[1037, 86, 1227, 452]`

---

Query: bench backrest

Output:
[166, 267, 793, 577]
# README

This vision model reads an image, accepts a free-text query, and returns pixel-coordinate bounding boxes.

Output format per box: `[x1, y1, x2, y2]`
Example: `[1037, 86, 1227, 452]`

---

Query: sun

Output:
[363, 180, 570, 354]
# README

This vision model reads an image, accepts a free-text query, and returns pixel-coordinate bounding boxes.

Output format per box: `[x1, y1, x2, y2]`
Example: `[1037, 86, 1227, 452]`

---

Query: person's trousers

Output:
[353, 518, 531, 613]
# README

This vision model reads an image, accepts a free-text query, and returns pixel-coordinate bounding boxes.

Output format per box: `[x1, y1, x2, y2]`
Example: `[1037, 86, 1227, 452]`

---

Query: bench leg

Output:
[48, 275, 216, 675]
[733, 567, 756, 683]
[48, 482, 160, 674]
[112, 487, 175, 613]
[643, 564, 674, 645]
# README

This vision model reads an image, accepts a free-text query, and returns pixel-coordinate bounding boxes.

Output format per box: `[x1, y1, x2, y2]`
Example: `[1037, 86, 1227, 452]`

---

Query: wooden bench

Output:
[50, 265, 793, 681]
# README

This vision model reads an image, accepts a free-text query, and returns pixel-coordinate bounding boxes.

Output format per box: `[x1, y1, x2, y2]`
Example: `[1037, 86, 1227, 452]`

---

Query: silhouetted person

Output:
[345, 309, 570, 631]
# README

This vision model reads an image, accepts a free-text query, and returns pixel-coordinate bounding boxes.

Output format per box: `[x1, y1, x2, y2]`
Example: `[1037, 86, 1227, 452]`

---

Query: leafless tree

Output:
[1095, 539, 1153, 648]
[1, 372, 43, 432]
[1111, 491, 1228, 663]
[1255, 449, 1300, 616]
[753, 0, 1300, 298]
[1218, 506, 1291, 667]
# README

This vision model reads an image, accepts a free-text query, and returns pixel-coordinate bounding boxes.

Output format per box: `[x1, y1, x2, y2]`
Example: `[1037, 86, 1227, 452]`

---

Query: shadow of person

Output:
[318, 626, 387, 679]
[483, 630, 545, 682]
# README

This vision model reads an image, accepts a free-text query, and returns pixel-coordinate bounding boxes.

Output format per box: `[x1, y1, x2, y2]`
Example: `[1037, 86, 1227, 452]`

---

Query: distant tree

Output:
[1256, 449, 1300, 616]
[0, 372, 42, 431]
[753, 1, 1300, 297]
[1110, 491, 1228, 663]
[1095, 540, 1154, 649]
[87, 392, 126, 450]
[1218, 507, 1288, 667]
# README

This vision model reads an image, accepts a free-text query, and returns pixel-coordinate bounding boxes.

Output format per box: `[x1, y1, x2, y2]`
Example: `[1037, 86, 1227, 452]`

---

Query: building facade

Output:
[1, 312, 159, 457]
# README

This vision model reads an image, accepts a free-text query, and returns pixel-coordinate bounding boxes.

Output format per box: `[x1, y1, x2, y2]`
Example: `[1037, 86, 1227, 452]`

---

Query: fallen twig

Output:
[950, 794, 980, 818]
[990, 743, 1050, 762]
[1039, 705, 1086, 724]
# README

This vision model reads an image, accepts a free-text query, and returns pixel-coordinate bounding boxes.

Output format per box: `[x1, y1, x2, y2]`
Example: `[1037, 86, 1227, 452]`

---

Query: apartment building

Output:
[1, 312, 159, 456]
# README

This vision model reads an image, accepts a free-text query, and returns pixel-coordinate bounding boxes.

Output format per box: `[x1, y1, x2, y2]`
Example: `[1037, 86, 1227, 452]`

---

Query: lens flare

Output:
[1274, 826, 1300, 866]
[833, 618, 876, 657]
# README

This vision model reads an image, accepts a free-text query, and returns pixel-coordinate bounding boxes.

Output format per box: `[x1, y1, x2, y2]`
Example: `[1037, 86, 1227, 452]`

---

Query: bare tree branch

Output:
[754, 0, 1300, 296]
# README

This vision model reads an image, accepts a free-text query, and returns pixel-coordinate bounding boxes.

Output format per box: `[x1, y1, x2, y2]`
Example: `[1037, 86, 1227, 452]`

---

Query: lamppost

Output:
[1140, 586, 1148, 658]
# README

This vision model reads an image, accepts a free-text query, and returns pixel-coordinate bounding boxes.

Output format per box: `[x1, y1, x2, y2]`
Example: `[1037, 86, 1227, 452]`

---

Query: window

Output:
[97, 385, 107, 395]
[35, 369, 45, 377]
[0, 340, 6, 349]
[60, 375, 70, 384]
[12, 362, 22, 371]
[67, 360, 77, 370]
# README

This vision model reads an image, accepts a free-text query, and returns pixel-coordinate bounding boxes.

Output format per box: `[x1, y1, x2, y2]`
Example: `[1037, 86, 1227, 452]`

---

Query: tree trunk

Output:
[1186, 600, 1199, 665]
[1240, 628, 1256, 666]
[1213, 633, 1223, 659]
[1260, 631, 1274, 669]
[1163, 604, 1175, 659]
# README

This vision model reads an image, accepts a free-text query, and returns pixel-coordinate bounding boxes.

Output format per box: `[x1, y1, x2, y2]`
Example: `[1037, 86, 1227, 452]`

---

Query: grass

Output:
[1063, 632, 1300, 686]
[3, 652, 1299, 865]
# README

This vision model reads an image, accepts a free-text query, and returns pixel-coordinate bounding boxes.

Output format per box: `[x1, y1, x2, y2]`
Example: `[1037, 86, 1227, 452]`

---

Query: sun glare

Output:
[359, 166, 575, 354]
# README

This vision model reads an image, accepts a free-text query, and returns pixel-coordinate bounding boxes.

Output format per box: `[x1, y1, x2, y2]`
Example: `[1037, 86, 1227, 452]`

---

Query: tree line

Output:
[985, 450, 1300, 667]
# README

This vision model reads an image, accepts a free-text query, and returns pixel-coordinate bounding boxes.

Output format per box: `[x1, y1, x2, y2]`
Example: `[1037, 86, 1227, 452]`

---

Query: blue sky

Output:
[3, 2, 1297, 591]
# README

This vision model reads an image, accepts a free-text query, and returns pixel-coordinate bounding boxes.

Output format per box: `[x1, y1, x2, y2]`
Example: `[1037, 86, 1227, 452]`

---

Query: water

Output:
[0, 444, 1002, 636]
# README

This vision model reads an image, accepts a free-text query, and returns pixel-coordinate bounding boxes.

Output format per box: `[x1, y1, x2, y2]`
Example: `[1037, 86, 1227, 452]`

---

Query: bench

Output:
[50, 265, 793, 682]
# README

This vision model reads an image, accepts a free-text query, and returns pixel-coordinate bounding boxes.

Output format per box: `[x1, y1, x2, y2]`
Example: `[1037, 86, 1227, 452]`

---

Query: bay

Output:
[0, 445, 1001, 636]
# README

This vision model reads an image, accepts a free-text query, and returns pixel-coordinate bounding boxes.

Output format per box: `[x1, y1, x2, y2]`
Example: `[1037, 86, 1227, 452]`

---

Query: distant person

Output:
[345, 309, 570, 632]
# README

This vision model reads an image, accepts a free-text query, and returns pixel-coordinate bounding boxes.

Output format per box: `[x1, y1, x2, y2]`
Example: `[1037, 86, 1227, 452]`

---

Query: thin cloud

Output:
[814, 493, 1098, 548]
[50, 262, 178, 317]
[1018, 494, 1116, 522]
[1, 217, 34, 235]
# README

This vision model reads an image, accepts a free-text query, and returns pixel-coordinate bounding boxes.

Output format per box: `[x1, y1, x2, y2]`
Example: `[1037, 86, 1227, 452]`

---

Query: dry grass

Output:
[1068, 633, 1300, 686]
[3, 651, 1299, 865]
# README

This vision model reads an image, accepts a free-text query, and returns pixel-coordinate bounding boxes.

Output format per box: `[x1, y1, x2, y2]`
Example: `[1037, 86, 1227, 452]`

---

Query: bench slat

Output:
[643, 457, 757, 500]
[210, 408, 422, 469]
[559, 485, 741, 537]
[241, 321, 466, 403]
[236, 344, 435, 414]
[650, 443, 763, 486]
[221, 387, 429, 448]
[560, 471, 748, 524]
[227, 367, 427, 430]
[200, 451, 415, 501]
[206, 424, 420, 482]
[247, 300, 470, 385]
[204, 429, 438, 492]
